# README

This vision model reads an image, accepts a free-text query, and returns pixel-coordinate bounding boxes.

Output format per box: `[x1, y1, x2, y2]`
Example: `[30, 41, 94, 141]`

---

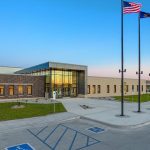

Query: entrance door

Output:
[56, 87, 62, 98]
[63, 87, 69, 97]
[70, 87, 77, 97]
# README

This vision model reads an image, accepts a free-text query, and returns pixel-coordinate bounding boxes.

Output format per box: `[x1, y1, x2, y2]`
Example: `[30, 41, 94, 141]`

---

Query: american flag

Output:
[123, 1, 142, 14]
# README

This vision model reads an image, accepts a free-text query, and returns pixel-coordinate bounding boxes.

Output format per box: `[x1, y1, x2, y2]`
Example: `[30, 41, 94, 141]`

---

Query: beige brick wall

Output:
[87, 76, 147, 98]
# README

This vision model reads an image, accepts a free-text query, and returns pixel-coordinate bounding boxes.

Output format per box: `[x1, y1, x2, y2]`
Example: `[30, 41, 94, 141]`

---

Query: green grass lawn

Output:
[114, 94, 150, 103]
[0, 102, 66, 121]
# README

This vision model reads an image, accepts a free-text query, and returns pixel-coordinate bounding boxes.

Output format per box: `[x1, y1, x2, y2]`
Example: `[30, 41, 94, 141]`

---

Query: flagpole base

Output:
[133, 111, 145, 114]
[115, 115, 130, 118]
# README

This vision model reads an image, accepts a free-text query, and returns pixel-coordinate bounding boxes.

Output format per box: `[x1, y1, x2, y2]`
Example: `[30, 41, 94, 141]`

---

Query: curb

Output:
[80, 116, 150, 129]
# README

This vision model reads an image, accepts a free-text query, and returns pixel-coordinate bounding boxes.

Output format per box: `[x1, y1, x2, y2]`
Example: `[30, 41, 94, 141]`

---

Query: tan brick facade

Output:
[87, 76, 147, 98]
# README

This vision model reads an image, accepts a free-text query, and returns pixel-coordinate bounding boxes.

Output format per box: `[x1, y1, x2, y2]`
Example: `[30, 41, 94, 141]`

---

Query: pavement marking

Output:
[88, 127, 105, 134]
[27, 124, 101, 150]
[36, 126, 48, 136]
[5, 143, 35, 150]
[69, 130, 78, 150]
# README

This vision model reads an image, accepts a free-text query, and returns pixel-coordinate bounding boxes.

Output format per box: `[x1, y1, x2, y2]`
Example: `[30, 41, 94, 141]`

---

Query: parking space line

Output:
[36, 126, 48, 136]
[27, 124, 101, 150]
[86, 136, 90, 146]
[53, 127, 68, 149]
[27, 129, 53, 150]
[44, 124, 60, 142]
[60, 124, 101, 142]
[69, 131, 77, 150]
[60, 124, 101, 149]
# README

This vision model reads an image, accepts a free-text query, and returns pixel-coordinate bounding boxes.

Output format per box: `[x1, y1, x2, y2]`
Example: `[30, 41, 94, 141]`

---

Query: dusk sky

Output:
[0, 0, 150, 79]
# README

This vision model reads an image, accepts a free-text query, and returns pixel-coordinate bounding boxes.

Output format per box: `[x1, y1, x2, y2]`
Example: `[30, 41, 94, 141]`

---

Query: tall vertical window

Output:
[87, 85, 90, 94]
[137, 85, 139, 92]
[126, 85, 129, 92]
[107, 85, 110, 93]
[27, 85, 32, 95]
[97, 85, 101, 93]
[0, 85, 4, 96]
[142, 85, 144, 92]
[92, 85, 96, 94]
[9, 85, 14, 96]
[18, 85, 23, 95]
[114, 85, 117, 93]
[132, 85, 134, 92]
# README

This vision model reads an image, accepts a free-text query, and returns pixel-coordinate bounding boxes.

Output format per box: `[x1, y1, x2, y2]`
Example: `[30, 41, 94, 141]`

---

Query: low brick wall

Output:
[0, 74, 45, 99]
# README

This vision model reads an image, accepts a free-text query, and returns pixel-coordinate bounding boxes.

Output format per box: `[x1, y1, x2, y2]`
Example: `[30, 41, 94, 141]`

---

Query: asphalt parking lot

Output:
[0, 119, 107, 150]
[1, 118, 150, 150]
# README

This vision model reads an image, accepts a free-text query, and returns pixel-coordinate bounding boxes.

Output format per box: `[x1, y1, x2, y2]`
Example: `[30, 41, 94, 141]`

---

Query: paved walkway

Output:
[0, 112, 79, 134]
[58, 98, 150, 127]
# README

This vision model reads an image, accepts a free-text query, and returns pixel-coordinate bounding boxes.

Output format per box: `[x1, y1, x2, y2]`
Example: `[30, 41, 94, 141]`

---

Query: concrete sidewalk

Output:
[0, 112, 79, 133]
[58, 98, 150, 128]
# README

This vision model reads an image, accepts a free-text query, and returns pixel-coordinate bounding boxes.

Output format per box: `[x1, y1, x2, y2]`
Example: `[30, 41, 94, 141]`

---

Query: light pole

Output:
[136, 70, 143, 112]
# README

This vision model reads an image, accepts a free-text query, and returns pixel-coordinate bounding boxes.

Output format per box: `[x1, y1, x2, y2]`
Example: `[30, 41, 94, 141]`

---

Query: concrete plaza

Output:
[58, 98, 150, 127]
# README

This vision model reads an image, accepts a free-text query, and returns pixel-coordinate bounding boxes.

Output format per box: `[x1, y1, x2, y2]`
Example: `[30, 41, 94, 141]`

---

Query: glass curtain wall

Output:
[51, 70, 78, 98]
[45, 69, 78, 98]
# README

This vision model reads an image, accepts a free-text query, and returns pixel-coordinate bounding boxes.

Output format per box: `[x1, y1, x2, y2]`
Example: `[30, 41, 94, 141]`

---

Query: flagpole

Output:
[120, 0, 124, 116]
[138, 12, 141, 112]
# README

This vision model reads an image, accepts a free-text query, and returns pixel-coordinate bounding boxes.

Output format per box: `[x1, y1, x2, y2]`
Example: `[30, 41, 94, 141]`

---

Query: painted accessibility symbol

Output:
[88, 127, 105, 133]
[5, 143, 35, 150]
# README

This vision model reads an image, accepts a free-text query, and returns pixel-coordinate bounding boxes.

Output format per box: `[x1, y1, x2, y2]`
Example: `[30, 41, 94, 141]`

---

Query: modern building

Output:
[87, 76, 147, 98]
[0, 62, 87, 98]
[0, 74, 45, 99]
[0, 62, 148, 99]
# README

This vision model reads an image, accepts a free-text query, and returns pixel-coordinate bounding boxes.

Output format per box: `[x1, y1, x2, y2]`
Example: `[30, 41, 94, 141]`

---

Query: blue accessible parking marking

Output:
[88, 127, 105, 134]
[6, 143, 35, 150]
[27, 124, 101, 150]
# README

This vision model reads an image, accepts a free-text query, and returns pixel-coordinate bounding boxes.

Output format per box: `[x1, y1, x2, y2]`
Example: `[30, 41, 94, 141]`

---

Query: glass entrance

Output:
[46, 69, 78, 98]
[70, 87, 77, 97]
[63, 87, 69, 97]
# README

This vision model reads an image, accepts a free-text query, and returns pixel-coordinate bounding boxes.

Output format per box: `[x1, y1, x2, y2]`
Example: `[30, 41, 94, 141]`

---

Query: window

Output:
[142, 85, 144, 92]
[9, 85, 14, 96]
[137, 85, 139, 92]
[18, 85, 23, 95]
[114, 85, 117, 93]
[107, 85, 110, 93]
[92, 85, 96, 94]
[87, 85, 90, 94]
[126, 85, 129, 92]
[132, 85, 134, 92]
[0, 85, 4, 96]
[27, 85, 32, 95]
[97, 85, 101, 93]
